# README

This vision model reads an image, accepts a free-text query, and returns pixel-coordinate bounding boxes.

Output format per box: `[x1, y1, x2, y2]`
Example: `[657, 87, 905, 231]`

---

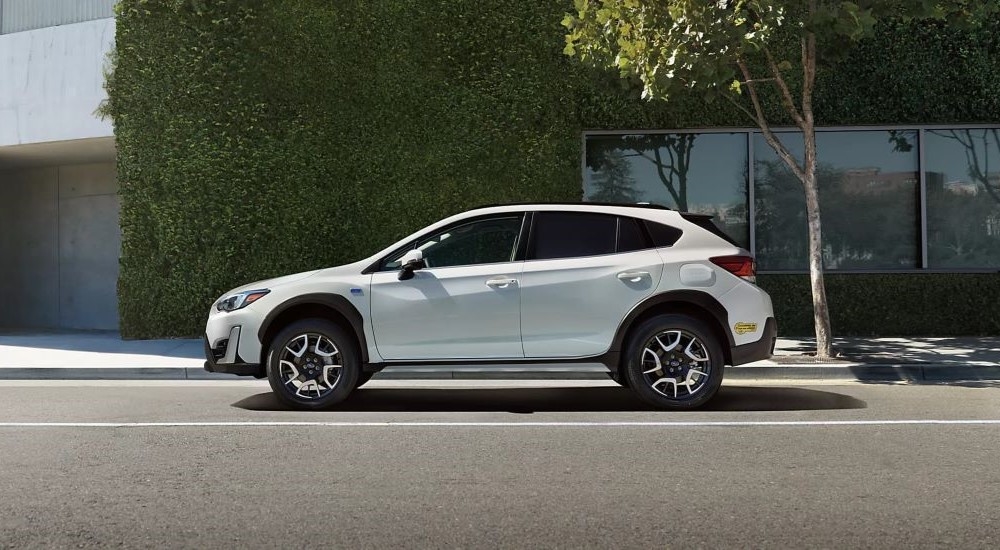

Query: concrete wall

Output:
[1, 0, 115, 35]
[0, 18, 114, 147]
[0, 162, 119, 330]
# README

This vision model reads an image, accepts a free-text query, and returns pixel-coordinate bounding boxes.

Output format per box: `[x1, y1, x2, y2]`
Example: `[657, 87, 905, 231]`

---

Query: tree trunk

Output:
[801, 126, 833, 357]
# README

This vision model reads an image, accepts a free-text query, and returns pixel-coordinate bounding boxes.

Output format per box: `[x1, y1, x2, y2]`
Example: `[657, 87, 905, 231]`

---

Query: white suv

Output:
[204, 203, 776, 409]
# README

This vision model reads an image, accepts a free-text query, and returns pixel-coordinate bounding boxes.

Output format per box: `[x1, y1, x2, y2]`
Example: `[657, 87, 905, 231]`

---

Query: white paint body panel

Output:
[520, 250, 663, 357]
[370, 263, 523, 360]
[718, 280, 775, 347]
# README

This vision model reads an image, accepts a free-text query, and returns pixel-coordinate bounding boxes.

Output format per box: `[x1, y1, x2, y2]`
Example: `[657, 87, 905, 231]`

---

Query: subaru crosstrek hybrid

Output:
[204, 203, 776, 409]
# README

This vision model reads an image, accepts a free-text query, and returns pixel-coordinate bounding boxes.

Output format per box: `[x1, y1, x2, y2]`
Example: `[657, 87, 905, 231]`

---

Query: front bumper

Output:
[203, 329, 263, 378]
[730, 317, 777, 366]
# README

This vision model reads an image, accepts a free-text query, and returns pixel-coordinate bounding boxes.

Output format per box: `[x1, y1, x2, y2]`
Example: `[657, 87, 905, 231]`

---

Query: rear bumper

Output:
[730, 317, 777, 366]
[203, 335, 263, 378]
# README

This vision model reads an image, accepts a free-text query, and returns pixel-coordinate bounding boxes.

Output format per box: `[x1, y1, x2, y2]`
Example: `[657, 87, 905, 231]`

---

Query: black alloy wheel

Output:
[266, 319, 360, 410]
[624, 314, 725, 409]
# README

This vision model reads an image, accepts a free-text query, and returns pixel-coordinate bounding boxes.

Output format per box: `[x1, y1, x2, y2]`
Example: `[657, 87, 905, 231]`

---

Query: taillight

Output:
[710, 255, 756, 283]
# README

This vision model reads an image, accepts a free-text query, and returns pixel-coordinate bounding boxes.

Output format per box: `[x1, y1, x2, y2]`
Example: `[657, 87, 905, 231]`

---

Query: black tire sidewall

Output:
[266, 319, 360, 410]
[624, 314, 725, 409]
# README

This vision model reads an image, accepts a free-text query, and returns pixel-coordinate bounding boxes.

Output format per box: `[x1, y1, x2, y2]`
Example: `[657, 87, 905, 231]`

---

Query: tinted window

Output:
[754, 130, 919, 270]
[924, 129, 1000, 268]
[644, 221, 683, 247]
[385, 215, 522, 269]
[617, 216, 650, 253]
[529, 212, 617, 260]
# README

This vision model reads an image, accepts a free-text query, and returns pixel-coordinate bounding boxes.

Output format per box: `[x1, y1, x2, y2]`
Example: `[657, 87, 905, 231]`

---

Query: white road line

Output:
[0, 420, 999, 428]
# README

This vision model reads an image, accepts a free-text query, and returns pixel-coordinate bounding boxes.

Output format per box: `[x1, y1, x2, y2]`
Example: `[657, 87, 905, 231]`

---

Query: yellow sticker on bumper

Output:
[734, 322, 758, 335]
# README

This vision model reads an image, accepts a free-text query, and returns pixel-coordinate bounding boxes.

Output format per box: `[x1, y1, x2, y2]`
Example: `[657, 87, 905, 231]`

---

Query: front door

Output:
[370, 214, 525, 360]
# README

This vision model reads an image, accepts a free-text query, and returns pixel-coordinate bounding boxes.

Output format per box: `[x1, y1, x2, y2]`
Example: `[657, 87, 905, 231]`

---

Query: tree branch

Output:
[764, 47, 805, 129]
[737, 59, 807, 183]
[722, 93, 761, 127]
[801, 25, 816, 128]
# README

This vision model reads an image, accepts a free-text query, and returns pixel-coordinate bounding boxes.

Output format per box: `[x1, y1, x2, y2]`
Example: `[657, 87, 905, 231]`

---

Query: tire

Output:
[624, 314, 725, 410]
[266, 319, 360, 410]
[354, 372, 374, 389]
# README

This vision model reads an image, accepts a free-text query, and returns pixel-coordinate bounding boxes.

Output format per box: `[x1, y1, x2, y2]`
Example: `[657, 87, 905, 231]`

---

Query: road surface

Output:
[0, 379, 998, 548]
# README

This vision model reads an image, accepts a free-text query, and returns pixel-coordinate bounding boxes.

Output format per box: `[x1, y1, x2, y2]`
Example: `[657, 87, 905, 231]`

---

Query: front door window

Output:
[385, 216, 523, 270]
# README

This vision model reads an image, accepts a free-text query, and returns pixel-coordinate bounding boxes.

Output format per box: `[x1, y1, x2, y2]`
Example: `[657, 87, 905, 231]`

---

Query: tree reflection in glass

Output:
[585, 133, 749, 247]
[754, 131, 919, 270]
[922, 129, 1000, 268]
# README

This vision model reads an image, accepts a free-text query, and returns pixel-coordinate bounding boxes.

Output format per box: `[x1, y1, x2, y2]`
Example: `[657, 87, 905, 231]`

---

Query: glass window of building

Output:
[584, 133, 749, 248]
[753, 130, 920, 270]
[923, 129, 1000, 268]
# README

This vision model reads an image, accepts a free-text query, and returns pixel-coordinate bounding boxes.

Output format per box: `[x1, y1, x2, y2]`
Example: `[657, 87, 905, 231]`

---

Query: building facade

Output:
[0, 0, 118, 331]
[4, 1, 999, 336]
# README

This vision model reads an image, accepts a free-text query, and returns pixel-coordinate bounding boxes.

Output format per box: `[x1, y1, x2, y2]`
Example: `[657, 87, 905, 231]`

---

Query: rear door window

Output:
[528, 212, 617, 260]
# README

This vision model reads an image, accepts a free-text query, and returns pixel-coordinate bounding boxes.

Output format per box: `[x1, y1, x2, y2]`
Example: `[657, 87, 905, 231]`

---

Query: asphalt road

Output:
[1, 380, 999, 549]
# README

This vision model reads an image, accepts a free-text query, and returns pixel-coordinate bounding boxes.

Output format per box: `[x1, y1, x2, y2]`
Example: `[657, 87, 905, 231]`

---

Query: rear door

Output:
[519, 212, 664, 358]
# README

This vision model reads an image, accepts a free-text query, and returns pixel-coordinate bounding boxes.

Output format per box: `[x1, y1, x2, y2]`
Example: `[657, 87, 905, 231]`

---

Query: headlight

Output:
[216, 289, 270, 312]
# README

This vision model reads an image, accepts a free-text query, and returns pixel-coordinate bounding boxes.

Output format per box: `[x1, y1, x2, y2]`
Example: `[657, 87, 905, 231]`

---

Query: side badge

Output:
[350, 288, 364, 296]
[734, 322, 758, 335]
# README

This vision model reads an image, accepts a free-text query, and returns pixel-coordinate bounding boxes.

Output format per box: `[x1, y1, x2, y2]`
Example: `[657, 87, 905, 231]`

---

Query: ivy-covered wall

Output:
[107, 0, 1000, 338]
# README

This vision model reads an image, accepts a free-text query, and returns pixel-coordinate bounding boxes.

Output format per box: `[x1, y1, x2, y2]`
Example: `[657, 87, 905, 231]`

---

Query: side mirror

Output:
[398, 249, 424, 280]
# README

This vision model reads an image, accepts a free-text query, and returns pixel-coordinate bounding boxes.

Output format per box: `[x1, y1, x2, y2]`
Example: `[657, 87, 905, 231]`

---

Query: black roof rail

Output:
[473, 201, 675, 211]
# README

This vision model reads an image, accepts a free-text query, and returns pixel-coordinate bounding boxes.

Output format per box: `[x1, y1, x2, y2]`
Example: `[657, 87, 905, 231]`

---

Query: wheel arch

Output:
[257, 294, 369, 365]
[610, 290, 735, 372]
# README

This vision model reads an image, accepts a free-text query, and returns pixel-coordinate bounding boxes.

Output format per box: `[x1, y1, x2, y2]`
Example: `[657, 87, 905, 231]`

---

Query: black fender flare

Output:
[257, 293, 369, 363]
[610, 290, 735, 357]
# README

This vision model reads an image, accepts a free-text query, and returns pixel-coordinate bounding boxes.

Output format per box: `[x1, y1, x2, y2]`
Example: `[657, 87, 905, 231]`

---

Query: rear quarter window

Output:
[643, 221, 683, 248]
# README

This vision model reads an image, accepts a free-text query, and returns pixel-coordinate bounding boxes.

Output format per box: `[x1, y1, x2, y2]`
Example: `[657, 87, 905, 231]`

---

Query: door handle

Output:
[617, 271, 649, 283]
[485, 277, 518, 288]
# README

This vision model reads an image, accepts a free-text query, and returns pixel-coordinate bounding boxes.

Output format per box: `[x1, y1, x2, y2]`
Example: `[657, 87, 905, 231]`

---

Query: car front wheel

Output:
[266, 319, 360, 410]
[624, 314, 724, 409]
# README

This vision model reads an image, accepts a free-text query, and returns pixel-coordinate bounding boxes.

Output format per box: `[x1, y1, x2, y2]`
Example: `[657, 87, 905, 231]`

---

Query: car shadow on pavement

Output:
[232, 386, 867, 413]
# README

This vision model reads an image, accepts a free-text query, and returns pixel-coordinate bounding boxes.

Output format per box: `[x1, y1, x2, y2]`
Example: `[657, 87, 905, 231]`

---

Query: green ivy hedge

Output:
[758, 274, 1000, 336]
[107, 0, 1000, 338]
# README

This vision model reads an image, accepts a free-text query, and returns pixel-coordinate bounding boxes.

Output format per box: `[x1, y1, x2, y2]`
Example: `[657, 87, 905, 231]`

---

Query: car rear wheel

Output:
[266, 319, 359, 410]
[624, 314, 724, 409]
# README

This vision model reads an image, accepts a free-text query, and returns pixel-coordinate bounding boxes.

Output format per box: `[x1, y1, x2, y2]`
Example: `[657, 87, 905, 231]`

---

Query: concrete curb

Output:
[0, 364, 998, 382]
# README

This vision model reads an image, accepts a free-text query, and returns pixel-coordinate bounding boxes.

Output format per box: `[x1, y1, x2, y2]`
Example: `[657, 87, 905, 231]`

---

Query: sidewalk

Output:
[0, 331, 998, 382]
